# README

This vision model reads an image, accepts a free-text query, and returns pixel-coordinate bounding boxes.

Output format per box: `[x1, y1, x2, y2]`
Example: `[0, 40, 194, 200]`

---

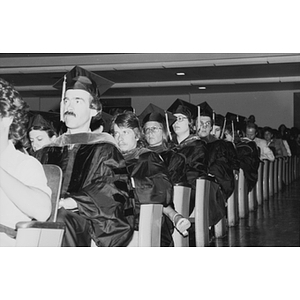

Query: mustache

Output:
[64, 111, 76, 117]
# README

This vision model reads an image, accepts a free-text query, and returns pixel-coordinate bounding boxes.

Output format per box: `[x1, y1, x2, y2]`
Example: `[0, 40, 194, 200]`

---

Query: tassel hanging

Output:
[221, 118, 226, 139]
[197, 106, 201, 132]
[165, 112, 172, 141]
[60, 75, 67, 122]
[232, 120, 235, 144]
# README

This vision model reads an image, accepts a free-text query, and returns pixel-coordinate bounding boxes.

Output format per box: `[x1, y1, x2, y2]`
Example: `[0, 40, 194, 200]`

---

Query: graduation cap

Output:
[139, 103, 176, 126]
[225, 112, 247, 133]
[213, 113, 226, 139]
[225, 112, 246, 124]
[139, 103, 177, 140]
[53, 66, 114, 121]
[28, 113, 56, 133]
[214, 113, 225, 127]
[197, 101, 214, 120]
[167, 99, 197, 120]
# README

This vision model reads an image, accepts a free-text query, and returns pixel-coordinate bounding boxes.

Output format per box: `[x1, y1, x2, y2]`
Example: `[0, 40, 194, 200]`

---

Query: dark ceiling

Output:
[0, 53, 299, 98]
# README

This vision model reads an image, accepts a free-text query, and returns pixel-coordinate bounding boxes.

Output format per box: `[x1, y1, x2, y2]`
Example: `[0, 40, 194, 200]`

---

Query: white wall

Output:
[25, 89, 299, 129]
[26, 97, 60, 112]
[131, 90, 298, 129]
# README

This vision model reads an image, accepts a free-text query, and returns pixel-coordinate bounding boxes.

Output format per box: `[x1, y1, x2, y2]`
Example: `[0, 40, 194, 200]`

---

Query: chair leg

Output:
[256, 162, 263, 205]
[214, 217, 227, 238]
[263, 160, 269, 201]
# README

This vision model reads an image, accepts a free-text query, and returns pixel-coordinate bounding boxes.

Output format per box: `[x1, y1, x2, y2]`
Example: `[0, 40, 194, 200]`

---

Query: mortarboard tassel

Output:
[213, 110, 215, 123]
[197, 106, 200, 132]
[232, 120, 235, 144]
[60, 75, 67, 122]
[165, 112, 172, 141]
[133, 108, 136, 114]
[221, 117, 226, 139]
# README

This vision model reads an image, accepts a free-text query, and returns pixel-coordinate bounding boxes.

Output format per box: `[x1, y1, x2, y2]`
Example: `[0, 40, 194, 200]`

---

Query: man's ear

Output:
[90, 109, 98, 118]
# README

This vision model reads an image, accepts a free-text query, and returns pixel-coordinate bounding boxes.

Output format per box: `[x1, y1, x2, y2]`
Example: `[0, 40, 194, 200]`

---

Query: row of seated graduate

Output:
[1, 65, 300, 246]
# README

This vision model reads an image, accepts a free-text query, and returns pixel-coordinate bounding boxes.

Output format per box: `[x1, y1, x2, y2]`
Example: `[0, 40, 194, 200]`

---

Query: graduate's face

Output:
[29, 129, 55, 152]
[172, 114, 190, 136]
[144, 121, 163, 146]
[224, 130, 233, 142]
[264, 131, 273, 142]
[211, 125, 221, 139]
[63, 89, 95, 132]
[197, 116, 212, 138]
[113, 124, 137, 153]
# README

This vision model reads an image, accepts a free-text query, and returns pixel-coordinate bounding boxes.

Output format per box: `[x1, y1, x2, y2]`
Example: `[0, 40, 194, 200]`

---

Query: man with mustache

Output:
[34, 66, 135, 247]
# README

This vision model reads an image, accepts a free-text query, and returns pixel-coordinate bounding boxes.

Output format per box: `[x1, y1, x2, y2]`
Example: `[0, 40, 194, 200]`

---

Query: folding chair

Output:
[172, 184, 191, 247]
[277, 157, 283, 192]
[263, 160, 269, 201]
[238, 169, 248, 218]
[227, 170, 239, 226]
[172, 179, 210, 247]
[15, 164, 65, 247]
[268, 160, 274, 197]
[273, 158, 278, 194]
[190, 178, 211, 247]
[256, 161, 264, 205]
[248, 184, 257, 212]
[127, 204, 163, 247]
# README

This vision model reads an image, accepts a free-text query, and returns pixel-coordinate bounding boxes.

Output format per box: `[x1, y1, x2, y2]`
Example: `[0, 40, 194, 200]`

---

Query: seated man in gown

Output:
[34, 66, 135, 247]
[196, 104, 239, 202]
[195, 102, 235, 227]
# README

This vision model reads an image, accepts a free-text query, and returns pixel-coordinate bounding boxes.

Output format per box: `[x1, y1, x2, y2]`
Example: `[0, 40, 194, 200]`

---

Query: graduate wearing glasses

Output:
[167, 99, 208, 216]
[34, 66, 135, 247]
[111, 111, 175, 246]
[140, 104, 191, 238]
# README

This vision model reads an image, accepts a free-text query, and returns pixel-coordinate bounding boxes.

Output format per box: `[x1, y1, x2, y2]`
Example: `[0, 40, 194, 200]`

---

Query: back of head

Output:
[246, 122, 258, 132]
[248, 115, 256, 123]
[0, 78, 29, 148]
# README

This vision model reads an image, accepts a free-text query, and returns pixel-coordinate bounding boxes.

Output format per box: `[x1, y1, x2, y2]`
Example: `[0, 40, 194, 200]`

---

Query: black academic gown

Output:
[236, 137, 260, 192]
[148, 143, 188, 186]
[34, 132, 135, 247]
[204, 135, 239, 201]
[171, 135, 225, 224]
[171, 135, 208, 189]
[123, 147, 173, 247]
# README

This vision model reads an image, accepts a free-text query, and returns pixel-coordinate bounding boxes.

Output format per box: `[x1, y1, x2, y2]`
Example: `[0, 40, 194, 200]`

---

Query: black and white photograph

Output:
[1, 2, 299, 299]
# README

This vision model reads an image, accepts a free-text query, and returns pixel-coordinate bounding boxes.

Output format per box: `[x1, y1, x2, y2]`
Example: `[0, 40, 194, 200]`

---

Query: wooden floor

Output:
[209, 178, 300, 247]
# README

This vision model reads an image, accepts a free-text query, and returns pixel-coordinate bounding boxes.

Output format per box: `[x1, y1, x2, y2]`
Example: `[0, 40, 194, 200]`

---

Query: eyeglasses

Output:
[144, 126, 162, 135]
[175, 116, 188, 122]
[199, 121, 212, 127]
